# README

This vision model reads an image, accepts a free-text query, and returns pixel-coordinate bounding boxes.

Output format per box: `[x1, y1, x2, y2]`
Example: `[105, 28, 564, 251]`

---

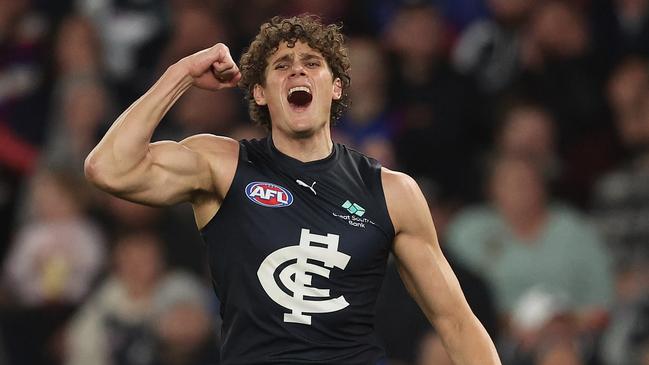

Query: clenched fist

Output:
[178, 43, 242, 91]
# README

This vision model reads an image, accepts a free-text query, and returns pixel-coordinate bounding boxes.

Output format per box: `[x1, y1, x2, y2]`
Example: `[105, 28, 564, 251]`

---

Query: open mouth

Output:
[287, 86, 313, 108]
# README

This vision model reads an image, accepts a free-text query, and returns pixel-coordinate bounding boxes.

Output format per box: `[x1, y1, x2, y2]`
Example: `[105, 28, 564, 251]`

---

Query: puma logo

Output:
[296, 179, 317, 195]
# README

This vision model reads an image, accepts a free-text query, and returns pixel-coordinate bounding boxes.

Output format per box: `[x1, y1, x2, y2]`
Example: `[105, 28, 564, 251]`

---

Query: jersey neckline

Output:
[266, 136, 340, 172]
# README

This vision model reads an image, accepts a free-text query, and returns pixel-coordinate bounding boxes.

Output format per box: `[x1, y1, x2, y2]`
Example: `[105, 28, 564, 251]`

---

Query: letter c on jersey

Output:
[257, 229, 351, 325]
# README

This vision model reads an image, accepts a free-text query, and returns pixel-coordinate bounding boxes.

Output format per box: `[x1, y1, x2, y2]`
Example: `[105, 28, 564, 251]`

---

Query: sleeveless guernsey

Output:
[200, 137, 395, 364]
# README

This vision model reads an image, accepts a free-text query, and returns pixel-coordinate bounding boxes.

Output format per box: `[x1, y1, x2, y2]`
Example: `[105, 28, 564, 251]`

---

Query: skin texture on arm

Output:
[84, 44, 241, 214]
[382, 168, 501, 365]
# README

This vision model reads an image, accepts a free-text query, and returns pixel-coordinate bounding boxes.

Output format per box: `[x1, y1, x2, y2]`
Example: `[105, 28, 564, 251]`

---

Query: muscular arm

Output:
[382, 168, 501, 365]
[84, 43, 241, 206]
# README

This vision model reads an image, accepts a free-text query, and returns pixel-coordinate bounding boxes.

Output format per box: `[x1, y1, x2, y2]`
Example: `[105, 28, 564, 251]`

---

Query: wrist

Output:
[166, 62, 195, 90]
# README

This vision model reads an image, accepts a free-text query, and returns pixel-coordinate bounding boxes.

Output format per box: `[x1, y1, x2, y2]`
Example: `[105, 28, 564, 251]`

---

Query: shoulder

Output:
[179, 134, 239, 158]
[332, 143, 384, 189]
[338, 143, 380, 168]
[381, 168, 430, 234]
[549, 204, 593, 229]
[445, 206, 499, 253]
[381, 167, 420, 198]
[179, 134, 241, 200]
[180, 134, 239, 176]
[549, 205, 602, 240]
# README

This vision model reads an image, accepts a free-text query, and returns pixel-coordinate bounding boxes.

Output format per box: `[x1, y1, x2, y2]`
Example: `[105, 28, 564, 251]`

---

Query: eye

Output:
[275, 64, 288, 70]
[306, 61, 320, 68]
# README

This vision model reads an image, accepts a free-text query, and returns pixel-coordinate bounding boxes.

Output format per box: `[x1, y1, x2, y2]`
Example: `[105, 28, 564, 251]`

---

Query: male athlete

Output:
[85, 15, 500, 365]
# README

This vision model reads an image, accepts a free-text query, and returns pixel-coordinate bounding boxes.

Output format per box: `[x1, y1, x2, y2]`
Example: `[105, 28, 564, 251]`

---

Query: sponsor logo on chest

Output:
[245, 182, 294, 208]
[333, 200, 374, 229]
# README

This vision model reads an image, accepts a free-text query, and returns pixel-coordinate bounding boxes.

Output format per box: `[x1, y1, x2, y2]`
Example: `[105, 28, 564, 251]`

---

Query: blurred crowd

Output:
[0, 0, 648, 364]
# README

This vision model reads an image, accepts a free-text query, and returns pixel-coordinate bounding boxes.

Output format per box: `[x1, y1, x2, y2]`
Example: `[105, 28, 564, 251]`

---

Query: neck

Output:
[271, 127, 333, 163]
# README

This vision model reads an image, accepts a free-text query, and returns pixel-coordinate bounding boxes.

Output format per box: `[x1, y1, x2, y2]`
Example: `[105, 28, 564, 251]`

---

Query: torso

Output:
[200, 137, 395, 364]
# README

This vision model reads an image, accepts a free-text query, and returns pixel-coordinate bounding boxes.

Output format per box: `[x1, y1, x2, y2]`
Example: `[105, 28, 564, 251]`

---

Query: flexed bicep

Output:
[117, 140, 211, 205]
[91, 135, 237, 207]
[85, 43, 241, 207]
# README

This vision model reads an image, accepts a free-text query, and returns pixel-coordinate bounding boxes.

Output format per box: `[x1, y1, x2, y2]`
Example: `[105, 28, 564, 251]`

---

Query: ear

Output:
[332, 78, 343, 100]
[253, 84, 267, 106]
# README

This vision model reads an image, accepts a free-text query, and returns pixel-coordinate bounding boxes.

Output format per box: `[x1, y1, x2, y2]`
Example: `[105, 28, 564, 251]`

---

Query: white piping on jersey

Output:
[296, 179, 317, 196]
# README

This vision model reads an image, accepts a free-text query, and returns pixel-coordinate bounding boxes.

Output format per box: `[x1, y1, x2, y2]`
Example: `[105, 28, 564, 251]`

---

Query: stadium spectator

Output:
[446, 154, 612, 330]
[593, 71, 649, 267]
[493, 100, 559, 182]
[336, 37, 397, 168]
[453, 0, 535, 94]
[384, 2, 482, 200]
[65, 230, 216, 365]
[3, 168, 104, 306]
[591, 0, 649, 71]
[1, 168, 105, 365]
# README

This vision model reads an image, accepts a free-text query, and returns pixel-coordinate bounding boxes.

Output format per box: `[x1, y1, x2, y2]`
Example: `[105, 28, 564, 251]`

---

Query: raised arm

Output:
[382, 168, 501, 365]
[84, 43, 241, 207]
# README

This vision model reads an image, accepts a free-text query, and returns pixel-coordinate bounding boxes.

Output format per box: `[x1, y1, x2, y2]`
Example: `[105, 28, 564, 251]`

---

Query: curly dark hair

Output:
[239, 14, 351, 130]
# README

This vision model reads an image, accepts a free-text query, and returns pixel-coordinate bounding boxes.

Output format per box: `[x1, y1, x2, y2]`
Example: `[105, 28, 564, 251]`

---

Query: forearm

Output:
[435, 313, 501, 365]
[393, 240, 500, 365]
[85, 63, 193, 187]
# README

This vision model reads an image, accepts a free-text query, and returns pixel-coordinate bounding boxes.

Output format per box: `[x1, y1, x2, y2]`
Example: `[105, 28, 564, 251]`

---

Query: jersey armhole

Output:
[375, 165, 396, 243]
[199, 141, 243, 233]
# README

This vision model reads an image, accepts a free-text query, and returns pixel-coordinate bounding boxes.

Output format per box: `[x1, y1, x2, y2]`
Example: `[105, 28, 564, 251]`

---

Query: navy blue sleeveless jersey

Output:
[200, 137, 395, 364]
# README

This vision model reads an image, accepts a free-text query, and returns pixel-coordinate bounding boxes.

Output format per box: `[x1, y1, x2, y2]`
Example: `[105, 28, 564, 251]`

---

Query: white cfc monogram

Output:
[257, 228, 351, 325]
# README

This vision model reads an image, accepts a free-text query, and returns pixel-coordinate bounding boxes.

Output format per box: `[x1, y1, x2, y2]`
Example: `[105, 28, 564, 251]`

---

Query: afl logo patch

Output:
[245, 182, 293, 208]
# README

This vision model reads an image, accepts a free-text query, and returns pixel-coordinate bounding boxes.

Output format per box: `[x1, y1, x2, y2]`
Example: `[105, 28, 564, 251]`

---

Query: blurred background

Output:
[0, 0, 648, 364]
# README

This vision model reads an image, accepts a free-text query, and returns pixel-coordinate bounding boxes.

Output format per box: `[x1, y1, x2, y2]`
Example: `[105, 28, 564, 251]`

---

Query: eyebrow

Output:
[299, 53, 324, 62]
[271, 54, 293, 65]
[271, 52, 324, 65]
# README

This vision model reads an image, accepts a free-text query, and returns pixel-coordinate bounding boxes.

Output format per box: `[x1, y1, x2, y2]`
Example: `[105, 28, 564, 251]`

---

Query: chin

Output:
[272, 107, 328, 138]
[288, 116, 325, 135]
[292, 129, 316, 139]
[286, 121, 318, 138]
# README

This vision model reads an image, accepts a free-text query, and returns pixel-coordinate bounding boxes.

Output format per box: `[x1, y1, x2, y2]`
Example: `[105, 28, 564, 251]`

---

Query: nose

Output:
[290, 63, 306, 77]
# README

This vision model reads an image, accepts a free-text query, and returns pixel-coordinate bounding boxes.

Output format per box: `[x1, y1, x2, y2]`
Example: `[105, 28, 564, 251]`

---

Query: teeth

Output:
[289, 86, 311, 95]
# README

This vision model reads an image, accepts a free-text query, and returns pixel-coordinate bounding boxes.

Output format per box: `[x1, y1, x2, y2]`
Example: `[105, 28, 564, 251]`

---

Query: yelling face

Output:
[253, 41, 343, 138]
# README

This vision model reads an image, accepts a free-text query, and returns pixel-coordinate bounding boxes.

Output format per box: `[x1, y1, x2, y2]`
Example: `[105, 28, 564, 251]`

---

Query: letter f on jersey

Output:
[257, 229, 351, 325]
